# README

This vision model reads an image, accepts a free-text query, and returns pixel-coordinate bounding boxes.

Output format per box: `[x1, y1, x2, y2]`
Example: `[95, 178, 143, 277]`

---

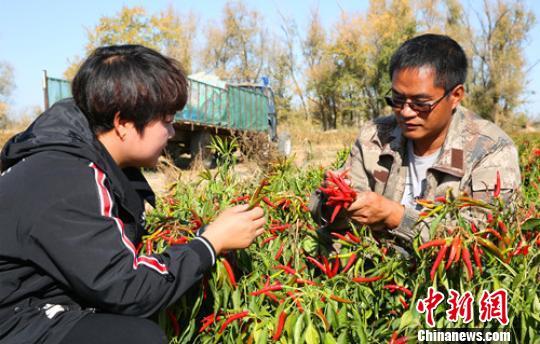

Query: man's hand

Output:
[346, 191, 404, 229]
[202, 205, 266, 255]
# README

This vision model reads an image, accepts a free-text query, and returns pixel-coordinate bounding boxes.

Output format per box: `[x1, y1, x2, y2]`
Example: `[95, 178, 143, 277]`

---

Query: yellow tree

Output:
[467, 0, 535, 127]
[303, 8, 339, 130]
[0, 62, 15, 128]
[202, 1, 266, 83]
[64, 6, 197, 79]
[361, 0, 417, 118]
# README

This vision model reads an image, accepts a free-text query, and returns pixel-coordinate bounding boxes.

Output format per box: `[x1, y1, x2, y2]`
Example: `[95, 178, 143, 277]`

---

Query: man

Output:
[0, 45, 265, 344]
[310, 34, 520, 246]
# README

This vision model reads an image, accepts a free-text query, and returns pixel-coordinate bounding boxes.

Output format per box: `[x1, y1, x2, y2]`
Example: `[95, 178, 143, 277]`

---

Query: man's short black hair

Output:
[72, 44, 188, 134]
[389, 34, 467, 92]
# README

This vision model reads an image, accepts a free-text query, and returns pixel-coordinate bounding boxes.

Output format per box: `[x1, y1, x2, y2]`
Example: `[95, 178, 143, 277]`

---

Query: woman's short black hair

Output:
[72, 44, 188, 134]
[389, 34, 467, 92]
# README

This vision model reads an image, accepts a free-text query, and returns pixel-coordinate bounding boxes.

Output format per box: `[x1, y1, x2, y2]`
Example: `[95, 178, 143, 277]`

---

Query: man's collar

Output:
[374, 107, 466, 177]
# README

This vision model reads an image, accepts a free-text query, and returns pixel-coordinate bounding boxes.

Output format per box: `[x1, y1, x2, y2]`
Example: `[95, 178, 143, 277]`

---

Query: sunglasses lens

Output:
[410, 103, 431, 112]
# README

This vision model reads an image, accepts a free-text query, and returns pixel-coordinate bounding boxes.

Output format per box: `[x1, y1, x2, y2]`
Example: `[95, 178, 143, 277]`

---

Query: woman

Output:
[0, 44, 265, 344]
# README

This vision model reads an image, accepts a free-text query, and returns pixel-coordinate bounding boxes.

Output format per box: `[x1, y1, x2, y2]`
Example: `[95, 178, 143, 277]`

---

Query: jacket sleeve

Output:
[27, 177, 215, 318]
[389, 142, 521, 244]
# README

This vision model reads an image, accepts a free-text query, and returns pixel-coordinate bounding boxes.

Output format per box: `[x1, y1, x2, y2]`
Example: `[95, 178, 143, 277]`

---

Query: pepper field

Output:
[143, 133, 540, 344]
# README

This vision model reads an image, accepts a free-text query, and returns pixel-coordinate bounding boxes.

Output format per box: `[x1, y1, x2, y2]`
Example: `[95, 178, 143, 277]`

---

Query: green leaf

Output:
[521, 218, 540, 231]
[305, 323, 320, 344]
[399, 310, 413, 331]
[294, 313, 305, 344]
[323, 332, 337, 344]
[285, 313, 298, 338]
[336, 332, 349, 344]
[255, 322, 268, 344]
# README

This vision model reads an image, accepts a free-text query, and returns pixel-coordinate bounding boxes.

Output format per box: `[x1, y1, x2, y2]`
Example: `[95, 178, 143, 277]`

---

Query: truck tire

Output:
[189, 131, 216, 169]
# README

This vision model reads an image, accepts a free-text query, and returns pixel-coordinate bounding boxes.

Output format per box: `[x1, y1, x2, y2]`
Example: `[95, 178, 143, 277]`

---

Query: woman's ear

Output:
[113, 112, 130, 141]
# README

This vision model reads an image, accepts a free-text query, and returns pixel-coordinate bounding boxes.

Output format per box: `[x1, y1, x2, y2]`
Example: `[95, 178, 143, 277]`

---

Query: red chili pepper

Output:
[262, 196, 277, 208]
[190, 209, 202, 226]
[274, 243, 285, 261]
[315, 308, 330, 330]
[330, 205, 342, 223]
[251, 284, 283, 296]
[494, 170, 501, 197]
[222, 259, 237, 288]
[435, 196, 447, 203]
[269, 224, 291, 234]
[321, 171, 357, 224]
[383, 284, 413, 298]
[199, 313, 217, 333]
[470, 222, 478, 233]
[352, 275, 383, 283]
[390, 331, 399, 344]
[146, 239, 153, 255]
[418, 239, 447, 250]
[329, 294, 353, 304]
[218, 311, 249, 334]
[275, 264, 297, 275]
[262, 291, 280, 303]
[295, 278, 319, 286]
[260, 235, 278, 246]
[322, 256, 331, 273]
[286, 291, 304, 312]
[306, 256, 327, 275]
[346, 232, 361, 243]
[330, 256, 340, 277]
[485, 228, 503, 241]
[430, 244, 448, 280]
[166, 309, 180, 337]
[487, 213, 494, 223]
[445, 236, 461, 270]
[461, 246, 474, 280]
[272, 311, 287, 340]
[191, 219, 203, 230]
[399, 296, 409, 309]
[331, 232, 351, 242]
[498, 221, 508, 233]
[230, 195, 250, 204]
[135, 242, 143, 255]
[342, 253, 357, 273]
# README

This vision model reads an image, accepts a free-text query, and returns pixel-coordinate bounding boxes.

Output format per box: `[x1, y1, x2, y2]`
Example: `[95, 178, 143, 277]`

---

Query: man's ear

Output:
[450, 84, 465, 110]
[113, 112, 130, 140]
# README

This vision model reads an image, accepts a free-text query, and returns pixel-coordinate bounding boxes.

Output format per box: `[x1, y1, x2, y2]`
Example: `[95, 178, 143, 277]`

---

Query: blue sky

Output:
[0, 0, 539, 119]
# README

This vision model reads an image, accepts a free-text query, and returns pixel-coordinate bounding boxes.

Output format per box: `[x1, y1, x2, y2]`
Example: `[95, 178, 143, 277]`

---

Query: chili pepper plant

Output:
[143, 135, 539, 343]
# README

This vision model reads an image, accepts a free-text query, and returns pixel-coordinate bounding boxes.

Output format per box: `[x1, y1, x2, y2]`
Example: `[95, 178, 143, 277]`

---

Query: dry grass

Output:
[0, 129, 17, 147]
[280, 121, 358, 167]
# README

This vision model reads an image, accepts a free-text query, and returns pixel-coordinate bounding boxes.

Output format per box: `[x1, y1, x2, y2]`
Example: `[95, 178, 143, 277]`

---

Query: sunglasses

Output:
[384, 86, 456, 114]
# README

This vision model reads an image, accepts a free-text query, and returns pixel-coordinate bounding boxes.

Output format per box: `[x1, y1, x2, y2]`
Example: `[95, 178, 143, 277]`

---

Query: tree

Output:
[466, 0, 535, 127]
[0, 62, 15, 128]
[303, 8, 339, 130]
[64, 6, 197, 79]
[360, 0, 417, 119]
[201, 1, 266, 83]
[303, 0, 417, 130]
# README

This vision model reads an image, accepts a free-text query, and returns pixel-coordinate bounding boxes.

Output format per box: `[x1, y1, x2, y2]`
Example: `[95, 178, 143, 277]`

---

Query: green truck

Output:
[43, 71, 279, 167]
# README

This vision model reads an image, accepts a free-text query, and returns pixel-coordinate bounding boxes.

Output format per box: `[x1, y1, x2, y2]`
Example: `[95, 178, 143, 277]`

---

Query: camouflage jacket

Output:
[310, 106, 521, 245]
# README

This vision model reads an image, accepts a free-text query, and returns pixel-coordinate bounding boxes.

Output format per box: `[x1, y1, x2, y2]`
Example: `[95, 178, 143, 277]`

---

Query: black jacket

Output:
[0, 99, 216, 344]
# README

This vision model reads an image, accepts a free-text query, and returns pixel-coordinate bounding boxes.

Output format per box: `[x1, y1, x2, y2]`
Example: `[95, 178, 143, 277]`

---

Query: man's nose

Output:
[398, 103, 417, 119]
